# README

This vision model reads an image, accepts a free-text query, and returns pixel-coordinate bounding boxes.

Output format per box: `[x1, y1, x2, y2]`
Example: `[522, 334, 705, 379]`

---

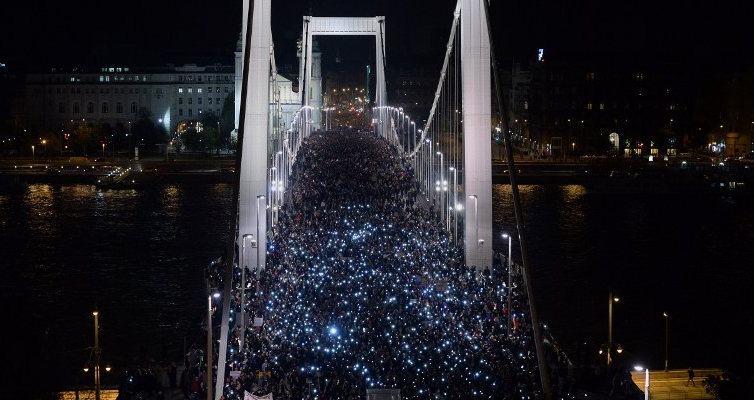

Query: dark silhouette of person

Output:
[167, 361, 177, 389]
[686, 367, 695, 387]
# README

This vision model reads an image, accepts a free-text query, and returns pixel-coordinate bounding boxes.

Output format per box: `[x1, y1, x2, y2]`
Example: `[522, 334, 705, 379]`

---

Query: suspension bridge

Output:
[206, 1, 558, 399]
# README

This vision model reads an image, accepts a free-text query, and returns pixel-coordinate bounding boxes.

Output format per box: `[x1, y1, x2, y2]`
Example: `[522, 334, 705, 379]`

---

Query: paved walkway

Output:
[630, 368, 720, 399]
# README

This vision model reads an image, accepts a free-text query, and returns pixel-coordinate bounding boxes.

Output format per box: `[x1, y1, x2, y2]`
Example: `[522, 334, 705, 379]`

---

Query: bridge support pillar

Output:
[462, 0, 493, 271]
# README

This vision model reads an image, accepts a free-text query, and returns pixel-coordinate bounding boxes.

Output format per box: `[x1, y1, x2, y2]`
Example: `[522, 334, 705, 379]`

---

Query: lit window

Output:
[587, 102, 593, 110]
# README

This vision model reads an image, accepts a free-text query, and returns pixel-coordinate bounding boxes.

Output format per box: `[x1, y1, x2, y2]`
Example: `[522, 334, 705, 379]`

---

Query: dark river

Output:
[1, 182, 751, 391]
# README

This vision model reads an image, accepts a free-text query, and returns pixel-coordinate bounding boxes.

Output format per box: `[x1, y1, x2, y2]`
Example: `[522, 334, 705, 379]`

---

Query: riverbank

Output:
[0, 154, 236, 186]
[3, 155, 752, 195]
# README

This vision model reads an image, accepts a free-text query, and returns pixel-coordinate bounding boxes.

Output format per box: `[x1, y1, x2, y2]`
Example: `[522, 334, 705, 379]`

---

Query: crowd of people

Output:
[200, 130, 572, 399]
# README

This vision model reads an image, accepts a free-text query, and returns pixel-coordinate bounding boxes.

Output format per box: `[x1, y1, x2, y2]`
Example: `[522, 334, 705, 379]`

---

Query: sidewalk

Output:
[630, 368, 719, 399]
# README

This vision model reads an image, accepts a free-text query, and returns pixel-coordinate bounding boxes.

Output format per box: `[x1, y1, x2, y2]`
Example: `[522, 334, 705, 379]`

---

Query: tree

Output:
[200, 112, 222, 154]
[180, 127, 201, 152]
[70, 123, 97, 156]
[131, 107, 168, 153]
[220, 94, 236, 151]
[703, 311, 754, 399]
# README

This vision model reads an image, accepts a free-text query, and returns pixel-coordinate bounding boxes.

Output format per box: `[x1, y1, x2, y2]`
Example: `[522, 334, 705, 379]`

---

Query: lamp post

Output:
[502, 233, 512, 336]
[634, 366, 649, 400]
[267, 168, 275, 225]
[411, 121, 416, 151]
[207, 293, 219, 400]
[273, 150, 285, 212]
[449, 166, 458, 244]
[607, 289, 619, 366]
[664, 312, 669, 371]
[31, 145, 35, 162]
[436, 151, 444, 224]
[93, 310, 101, 400]
[256, 195, 265, 277]
[240, 233, 254, 348]
[468, 194, 478, 266]
[102, 143, 106, 158]
[426, 139, 433, 202]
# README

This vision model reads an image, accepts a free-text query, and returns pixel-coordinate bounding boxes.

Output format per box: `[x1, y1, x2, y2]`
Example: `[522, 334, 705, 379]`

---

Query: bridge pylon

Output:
[461, 0, 493, 270]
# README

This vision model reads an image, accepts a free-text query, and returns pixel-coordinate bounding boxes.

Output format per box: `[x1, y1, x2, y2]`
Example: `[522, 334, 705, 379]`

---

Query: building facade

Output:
[23, 64, 235, 137]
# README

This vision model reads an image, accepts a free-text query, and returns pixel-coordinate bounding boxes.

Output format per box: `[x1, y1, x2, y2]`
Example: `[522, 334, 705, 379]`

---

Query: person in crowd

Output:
[198, 129, 570, 400]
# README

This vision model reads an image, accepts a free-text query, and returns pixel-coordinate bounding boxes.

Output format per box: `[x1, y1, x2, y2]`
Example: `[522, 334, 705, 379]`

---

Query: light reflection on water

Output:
[2, 182, 752, 386]
[3, 183, 232, 380]
[491, 184, 753, 369]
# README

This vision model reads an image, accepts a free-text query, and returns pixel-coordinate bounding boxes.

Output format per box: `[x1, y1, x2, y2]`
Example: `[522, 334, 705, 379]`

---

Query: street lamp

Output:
[93, 310, 102, 400]
[31, 145, 35, 162]
[267, 168, 276, 224]
[634, 366, 649, 400]
[207, 292, 220, 400]
[664, 312, 669, 371]
[426, 139, 433, 201]
[502, 233, 512, 336]
[449, 166, 458, 244]
[436, 151, 444, 224]
[468, 194, 478, 266]
[607, 289, 619, 365]
[256, 195, 265, 277]
[240, 233, 254, 348]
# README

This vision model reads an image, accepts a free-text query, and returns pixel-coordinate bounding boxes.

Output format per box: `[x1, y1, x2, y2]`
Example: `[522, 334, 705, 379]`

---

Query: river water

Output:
[1, 182, 751, 390]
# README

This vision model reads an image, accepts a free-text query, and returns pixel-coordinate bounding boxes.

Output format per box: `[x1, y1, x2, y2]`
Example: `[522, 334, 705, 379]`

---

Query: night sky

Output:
[1, 0, 751, 71]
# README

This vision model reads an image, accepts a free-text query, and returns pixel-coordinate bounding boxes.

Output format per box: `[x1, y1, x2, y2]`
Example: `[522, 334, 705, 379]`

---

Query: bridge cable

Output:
[409, 0, 462, 160]
[481, 0, 552, 398]
[218, 1, 256, 398]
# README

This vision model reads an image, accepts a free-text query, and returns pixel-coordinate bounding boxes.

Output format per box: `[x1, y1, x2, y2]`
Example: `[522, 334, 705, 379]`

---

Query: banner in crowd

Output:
[244, 391, 273, 400]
